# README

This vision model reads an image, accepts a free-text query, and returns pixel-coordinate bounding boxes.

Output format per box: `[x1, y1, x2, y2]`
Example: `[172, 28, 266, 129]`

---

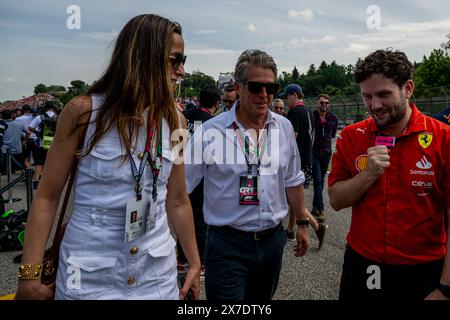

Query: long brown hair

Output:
[85, 14, 182, 154]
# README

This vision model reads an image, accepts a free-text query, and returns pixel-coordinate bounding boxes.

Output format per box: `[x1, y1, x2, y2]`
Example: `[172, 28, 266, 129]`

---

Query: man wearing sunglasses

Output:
[311, 94, 338, 224]
[184, 49, 310, 301]
[271, 98, 285, 116]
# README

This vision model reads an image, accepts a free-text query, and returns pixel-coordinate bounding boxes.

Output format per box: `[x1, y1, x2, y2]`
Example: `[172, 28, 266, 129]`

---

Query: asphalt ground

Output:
[0, 168, 351, 299]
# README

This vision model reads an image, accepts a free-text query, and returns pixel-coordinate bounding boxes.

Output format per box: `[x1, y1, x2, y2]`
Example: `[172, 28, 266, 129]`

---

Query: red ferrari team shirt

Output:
[329, 103, 450, 265]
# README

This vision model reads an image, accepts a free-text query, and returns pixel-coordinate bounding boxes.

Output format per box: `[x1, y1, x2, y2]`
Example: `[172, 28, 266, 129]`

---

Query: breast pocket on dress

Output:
[64, 255, 118, 299]
[157, 144, 174, 184]
[90, 143, 126, 181]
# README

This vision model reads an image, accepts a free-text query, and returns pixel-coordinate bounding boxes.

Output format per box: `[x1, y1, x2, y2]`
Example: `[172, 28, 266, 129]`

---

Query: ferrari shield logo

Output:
[418, 133, 433, 149]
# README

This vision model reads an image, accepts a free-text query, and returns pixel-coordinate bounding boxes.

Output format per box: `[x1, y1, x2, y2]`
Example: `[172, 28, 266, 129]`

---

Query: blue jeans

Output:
[204, 223, 286, 301]
[312, 152, 332, 211]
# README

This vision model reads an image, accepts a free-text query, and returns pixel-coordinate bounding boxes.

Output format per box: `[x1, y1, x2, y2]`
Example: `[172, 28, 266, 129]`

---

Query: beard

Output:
[371, 93, 407, 129]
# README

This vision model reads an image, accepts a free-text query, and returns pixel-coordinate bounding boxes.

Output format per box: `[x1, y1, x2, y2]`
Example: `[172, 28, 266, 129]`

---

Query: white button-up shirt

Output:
[184, 103, 304, 232]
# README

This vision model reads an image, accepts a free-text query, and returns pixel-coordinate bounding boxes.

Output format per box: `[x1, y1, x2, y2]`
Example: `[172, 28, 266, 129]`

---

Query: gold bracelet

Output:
[18, 264, 42, 280]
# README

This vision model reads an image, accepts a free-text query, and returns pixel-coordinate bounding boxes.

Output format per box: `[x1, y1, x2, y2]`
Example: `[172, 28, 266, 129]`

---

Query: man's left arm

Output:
[425, 208, 450, 300]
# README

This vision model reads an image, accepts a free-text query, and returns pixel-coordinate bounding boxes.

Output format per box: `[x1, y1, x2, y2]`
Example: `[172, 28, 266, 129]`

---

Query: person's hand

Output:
[179, 262, 201, 300]
[15, 280, 55, 300]
[425, 289, 449, 300]
[175, 103, 183, 113]
[293, 227, 309, 257]
[366, 145, 390, 179]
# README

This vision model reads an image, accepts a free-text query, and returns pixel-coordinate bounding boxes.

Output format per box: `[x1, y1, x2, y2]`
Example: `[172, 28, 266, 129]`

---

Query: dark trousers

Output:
[312, 152, 331, 211]
[339, 245, 443, 300]
[205, 223, 286, 301]
[0, 152, 24, 174]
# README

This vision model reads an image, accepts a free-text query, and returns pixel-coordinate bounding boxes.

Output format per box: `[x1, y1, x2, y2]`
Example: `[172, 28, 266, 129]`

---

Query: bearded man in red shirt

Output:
[328, 49, 450, 300]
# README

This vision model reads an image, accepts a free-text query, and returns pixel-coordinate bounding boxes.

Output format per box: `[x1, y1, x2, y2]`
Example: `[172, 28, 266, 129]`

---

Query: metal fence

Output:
[302, 85, 450, 127]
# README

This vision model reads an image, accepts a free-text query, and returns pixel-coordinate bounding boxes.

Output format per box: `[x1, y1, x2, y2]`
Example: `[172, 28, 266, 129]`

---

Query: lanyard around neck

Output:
[147, 120, 162, 201]
[232, 121, 269, 177]
[129, 119, 162, 201]
[129, 126, 153, 200]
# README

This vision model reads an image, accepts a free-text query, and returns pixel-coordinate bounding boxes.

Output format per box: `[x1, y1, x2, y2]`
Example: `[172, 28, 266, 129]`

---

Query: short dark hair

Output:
[199, 85, 221, 109]
[354, 49, 413, 87]
[224, 83, 236, 93]
[44, 100, 56, 110]
[1, 109, 13, 120]
[21, 104, 32, 112]
[317, 93, 330, 101]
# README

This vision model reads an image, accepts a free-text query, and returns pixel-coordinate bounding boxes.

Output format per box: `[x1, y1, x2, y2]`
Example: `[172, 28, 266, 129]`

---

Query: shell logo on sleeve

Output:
[355, 155, 368, 172]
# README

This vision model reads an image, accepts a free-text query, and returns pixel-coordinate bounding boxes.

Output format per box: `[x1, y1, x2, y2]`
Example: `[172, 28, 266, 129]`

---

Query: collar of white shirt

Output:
[224, 100, 276, 129]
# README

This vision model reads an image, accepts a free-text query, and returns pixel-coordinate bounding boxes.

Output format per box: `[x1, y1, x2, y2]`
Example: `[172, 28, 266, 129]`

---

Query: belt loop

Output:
[90, 214, 96, 225]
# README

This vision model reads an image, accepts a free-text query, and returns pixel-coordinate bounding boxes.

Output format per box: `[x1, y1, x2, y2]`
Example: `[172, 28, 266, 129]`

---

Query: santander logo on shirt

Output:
[416, 155, 432, 170]
[410, 155, 434, 176]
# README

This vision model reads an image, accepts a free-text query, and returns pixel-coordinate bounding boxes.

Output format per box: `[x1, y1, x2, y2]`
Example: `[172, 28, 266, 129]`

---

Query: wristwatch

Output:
[437, 283, 450, 298]
[296, 219, 310, 227]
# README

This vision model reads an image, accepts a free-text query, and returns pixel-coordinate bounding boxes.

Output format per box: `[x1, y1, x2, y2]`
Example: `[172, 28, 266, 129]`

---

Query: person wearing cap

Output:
[328, 49, 450, 300]
[281, 84, 315, 187]
[280, 83, 315, 240]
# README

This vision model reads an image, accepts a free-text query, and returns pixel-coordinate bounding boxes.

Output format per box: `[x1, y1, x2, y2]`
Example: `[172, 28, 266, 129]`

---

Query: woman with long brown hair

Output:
[15, 14, 200, 300]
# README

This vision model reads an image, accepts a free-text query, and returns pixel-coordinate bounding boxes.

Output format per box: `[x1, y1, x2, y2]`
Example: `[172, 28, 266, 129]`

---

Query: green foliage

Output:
[180, 71, 216, 97]
[441, 33, 450, 52]
[33, 83, 66, 94]
[32, 80, 91, 107]
[278, 60, 359, 98]
[34, 83, 47, 94]
[59, 80, 91, 105]
[292, 66, 299, 80]
[413, 49, 450, 98]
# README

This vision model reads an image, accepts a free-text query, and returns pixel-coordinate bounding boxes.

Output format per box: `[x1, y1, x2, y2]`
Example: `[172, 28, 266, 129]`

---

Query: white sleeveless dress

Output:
[54, 94, 179, 300]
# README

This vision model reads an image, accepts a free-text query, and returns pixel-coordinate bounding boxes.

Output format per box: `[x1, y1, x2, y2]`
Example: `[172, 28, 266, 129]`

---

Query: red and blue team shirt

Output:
[329, 103, 450, 265]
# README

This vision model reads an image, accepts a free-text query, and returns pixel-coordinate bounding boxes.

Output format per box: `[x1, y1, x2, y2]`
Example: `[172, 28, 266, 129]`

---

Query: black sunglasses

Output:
[242, 81, 279, 95]
[169, 53, 187, 69]
[319, 101, 330, 105]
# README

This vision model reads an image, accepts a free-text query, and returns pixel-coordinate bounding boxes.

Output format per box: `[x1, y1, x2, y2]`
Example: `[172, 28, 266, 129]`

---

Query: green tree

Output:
[292, 66, 299, 80]
[60, 80, 91, 105]
[306, 64, 316, 76]
[34, 83, 47, 94]
[441, 33, 450, 52]
[33, 83, 67, 94]
[414, 49, 450, 97]
[180, 71, 215, 97]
